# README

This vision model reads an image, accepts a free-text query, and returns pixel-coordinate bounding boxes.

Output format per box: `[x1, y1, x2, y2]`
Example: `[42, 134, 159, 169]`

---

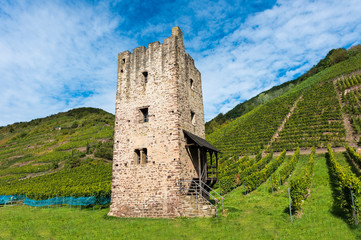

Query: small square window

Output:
[140, 108, 149, 122]
[191, 111, 195, 125]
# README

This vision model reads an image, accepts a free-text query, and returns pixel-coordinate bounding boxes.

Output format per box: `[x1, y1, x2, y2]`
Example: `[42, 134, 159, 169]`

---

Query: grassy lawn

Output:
[1, 153, 361, 239]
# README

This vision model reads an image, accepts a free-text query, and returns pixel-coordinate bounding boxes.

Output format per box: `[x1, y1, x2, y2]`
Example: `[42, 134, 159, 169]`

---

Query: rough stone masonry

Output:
[108, 27, 214, 218]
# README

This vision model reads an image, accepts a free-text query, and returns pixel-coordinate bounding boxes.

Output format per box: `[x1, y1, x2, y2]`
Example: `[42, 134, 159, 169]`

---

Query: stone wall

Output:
[109, 27, 208, 218]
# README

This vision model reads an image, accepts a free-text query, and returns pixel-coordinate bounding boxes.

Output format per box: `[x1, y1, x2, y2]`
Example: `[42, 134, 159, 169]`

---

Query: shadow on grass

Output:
[325, 152, 357, 228]
[343, 151, 361, 177]
[225, 206, 243, 214]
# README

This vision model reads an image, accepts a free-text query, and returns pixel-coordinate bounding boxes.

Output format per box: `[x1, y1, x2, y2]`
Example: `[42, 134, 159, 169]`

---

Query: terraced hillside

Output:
[271, 80, 345, 151]
[206, 46, 361, 135]
[0, 108, 114, 198]
[336, 72, 361, 146]
[207, 52, 361, 161]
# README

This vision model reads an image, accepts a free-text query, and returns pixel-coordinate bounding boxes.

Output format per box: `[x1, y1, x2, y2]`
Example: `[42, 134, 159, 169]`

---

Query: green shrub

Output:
[290, 147, 315, 212]
[270, 148, 299, 191]
[94, 142, 113, 160]
[327, 144, 360, 223]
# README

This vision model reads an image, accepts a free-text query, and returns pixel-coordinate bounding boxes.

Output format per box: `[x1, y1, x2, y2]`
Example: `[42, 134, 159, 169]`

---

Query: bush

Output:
[270, 148, 299, 191]
[94, 142, 113, 160]
[290, 147, 315, 212]
[327, 144, 360, 223]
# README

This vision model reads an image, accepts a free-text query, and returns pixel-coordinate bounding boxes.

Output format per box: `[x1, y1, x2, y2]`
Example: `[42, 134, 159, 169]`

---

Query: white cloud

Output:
[0, 1, 133, 126]
[2, 0, 361, 126]
[199, 0, 361, 121]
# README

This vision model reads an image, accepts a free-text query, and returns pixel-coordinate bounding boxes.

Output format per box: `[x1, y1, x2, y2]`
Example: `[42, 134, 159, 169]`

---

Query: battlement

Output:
[118, 26, 184, 59]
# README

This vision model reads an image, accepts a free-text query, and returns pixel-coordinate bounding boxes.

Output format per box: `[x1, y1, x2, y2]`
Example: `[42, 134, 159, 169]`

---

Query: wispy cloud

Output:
[0, 1, 132, 125]
[198, 0, 361, 120]
[1, 0, 361, 126]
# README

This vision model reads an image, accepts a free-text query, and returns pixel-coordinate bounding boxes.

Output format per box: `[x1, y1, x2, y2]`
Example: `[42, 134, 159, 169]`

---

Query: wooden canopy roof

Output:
[183, 130, 220, 153]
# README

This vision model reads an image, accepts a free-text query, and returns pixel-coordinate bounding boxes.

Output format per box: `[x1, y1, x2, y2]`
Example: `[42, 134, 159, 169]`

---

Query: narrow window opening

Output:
[191, 111, 195, 125]
[143, 72, 148, 83]
[135, 148, 148, 164]
[135, 149, 140, 164]
[140, 108, 149, 122]
[122, 59, 126, 63]
[190, 79, 194, 89]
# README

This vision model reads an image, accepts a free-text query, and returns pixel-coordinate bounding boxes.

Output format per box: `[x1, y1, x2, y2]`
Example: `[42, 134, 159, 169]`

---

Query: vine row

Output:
[327, 144, 360, 223]
[290, 147, 315, 212]
[270, 148, 300, 191]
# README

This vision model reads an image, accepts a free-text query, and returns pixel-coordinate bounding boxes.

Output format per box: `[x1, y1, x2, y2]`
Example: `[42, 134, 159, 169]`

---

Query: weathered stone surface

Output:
[109, 27, 211, 218]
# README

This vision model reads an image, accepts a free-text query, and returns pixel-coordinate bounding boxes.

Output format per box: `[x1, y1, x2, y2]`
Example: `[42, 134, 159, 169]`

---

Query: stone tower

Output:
[109, 27, 220, 218]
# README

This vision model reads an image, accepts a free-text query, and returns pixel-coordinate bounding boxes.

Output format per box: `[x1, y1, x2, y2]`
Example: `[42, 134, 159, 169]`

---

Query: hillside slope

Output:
[206, 45, 361, 135]
[0, 108, 114, 198]
[206, 52, 361, 159]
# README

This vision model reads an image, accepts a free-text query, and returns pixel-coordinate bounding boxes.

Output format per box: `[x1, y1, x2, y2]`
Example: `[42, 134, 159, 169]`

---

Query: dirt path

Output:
[333, 77, 358, 148]
[245, 147, 347, 158]
[344, 85, 361, 95]
[265, 94, 303, 150]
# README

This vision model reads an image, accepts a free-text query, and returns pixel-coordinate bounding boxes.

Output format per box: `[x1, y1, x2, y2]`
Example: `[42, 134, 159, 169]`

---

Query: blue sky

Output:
[1, 0, 361, 126]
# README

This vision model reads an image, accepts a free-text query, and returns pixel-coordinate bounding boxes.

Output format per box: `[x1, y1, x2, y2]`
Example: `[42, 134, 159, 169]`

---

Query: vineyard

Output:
[207, 47, 361, 158]
[0, 108, 114, 198]
[337, 72, 361, 145]
[271, 80, 345, 151]
[205, 45, 361, 136]
[215, 142, 361, 230]
[206, 92, 300, 157]
[1, 150, 360, 239]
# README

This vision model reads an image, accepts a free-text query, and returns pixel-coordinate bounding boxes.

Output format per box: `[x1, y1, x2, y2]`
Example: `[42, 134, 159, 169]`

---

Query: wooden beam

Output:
[198, 148, 201, 194]
[204, 149, 207, 182]
[185, 143, 196, 147]
[216, 152, 218, 181]
[210, 152, 213, 183]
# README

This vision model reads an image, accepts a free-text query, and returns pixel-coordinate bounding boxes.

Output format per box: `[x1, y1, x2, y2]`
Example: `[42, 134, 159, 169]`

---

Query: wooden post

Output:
[210, 152, 213, 183]
[140, 149, 145, 164]
[203, 150, 207, 182]
[198, 148, 201, 194]
[216, 152, 219, 181]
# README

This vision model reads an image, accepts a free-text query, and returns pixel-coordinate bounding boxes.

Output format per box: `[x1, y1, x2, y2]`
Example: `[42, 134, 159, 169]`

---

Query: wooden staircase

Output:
[179, 178, 223, 217]
[186, 177, 217, 196]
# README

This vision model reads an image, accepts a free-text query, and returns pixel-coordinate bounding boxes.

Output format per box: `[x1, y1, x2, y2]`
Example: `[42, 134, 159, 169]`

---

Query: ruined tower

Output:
[109, 27, 220, 218]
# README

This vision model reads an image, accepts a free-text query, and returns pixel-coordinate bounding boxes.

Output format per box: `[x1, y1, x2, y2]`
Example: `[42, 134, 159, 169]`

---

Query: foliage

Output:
[207, 92, 300, 156]
[243, 151, 285, 192]
[2, 153, 361, 239]
[0, 107, 114, 198]
[290, 147, 315, 212]
[346, 145, 361, 170]
[271, 80, 345, 151]
[0, 162, 112, 199]
[219, 152, 275, 195]
[270, 148, 299, 191]
[337, 73, 361, 92]
[94, 142, 113, 160]
[327, 144, 360, 224]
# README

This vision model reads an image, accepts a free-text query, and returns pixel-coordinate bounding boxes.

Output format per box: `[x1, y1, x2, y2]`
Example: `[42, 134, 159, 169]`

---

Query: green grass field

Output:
[1, 153, 361, 239]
